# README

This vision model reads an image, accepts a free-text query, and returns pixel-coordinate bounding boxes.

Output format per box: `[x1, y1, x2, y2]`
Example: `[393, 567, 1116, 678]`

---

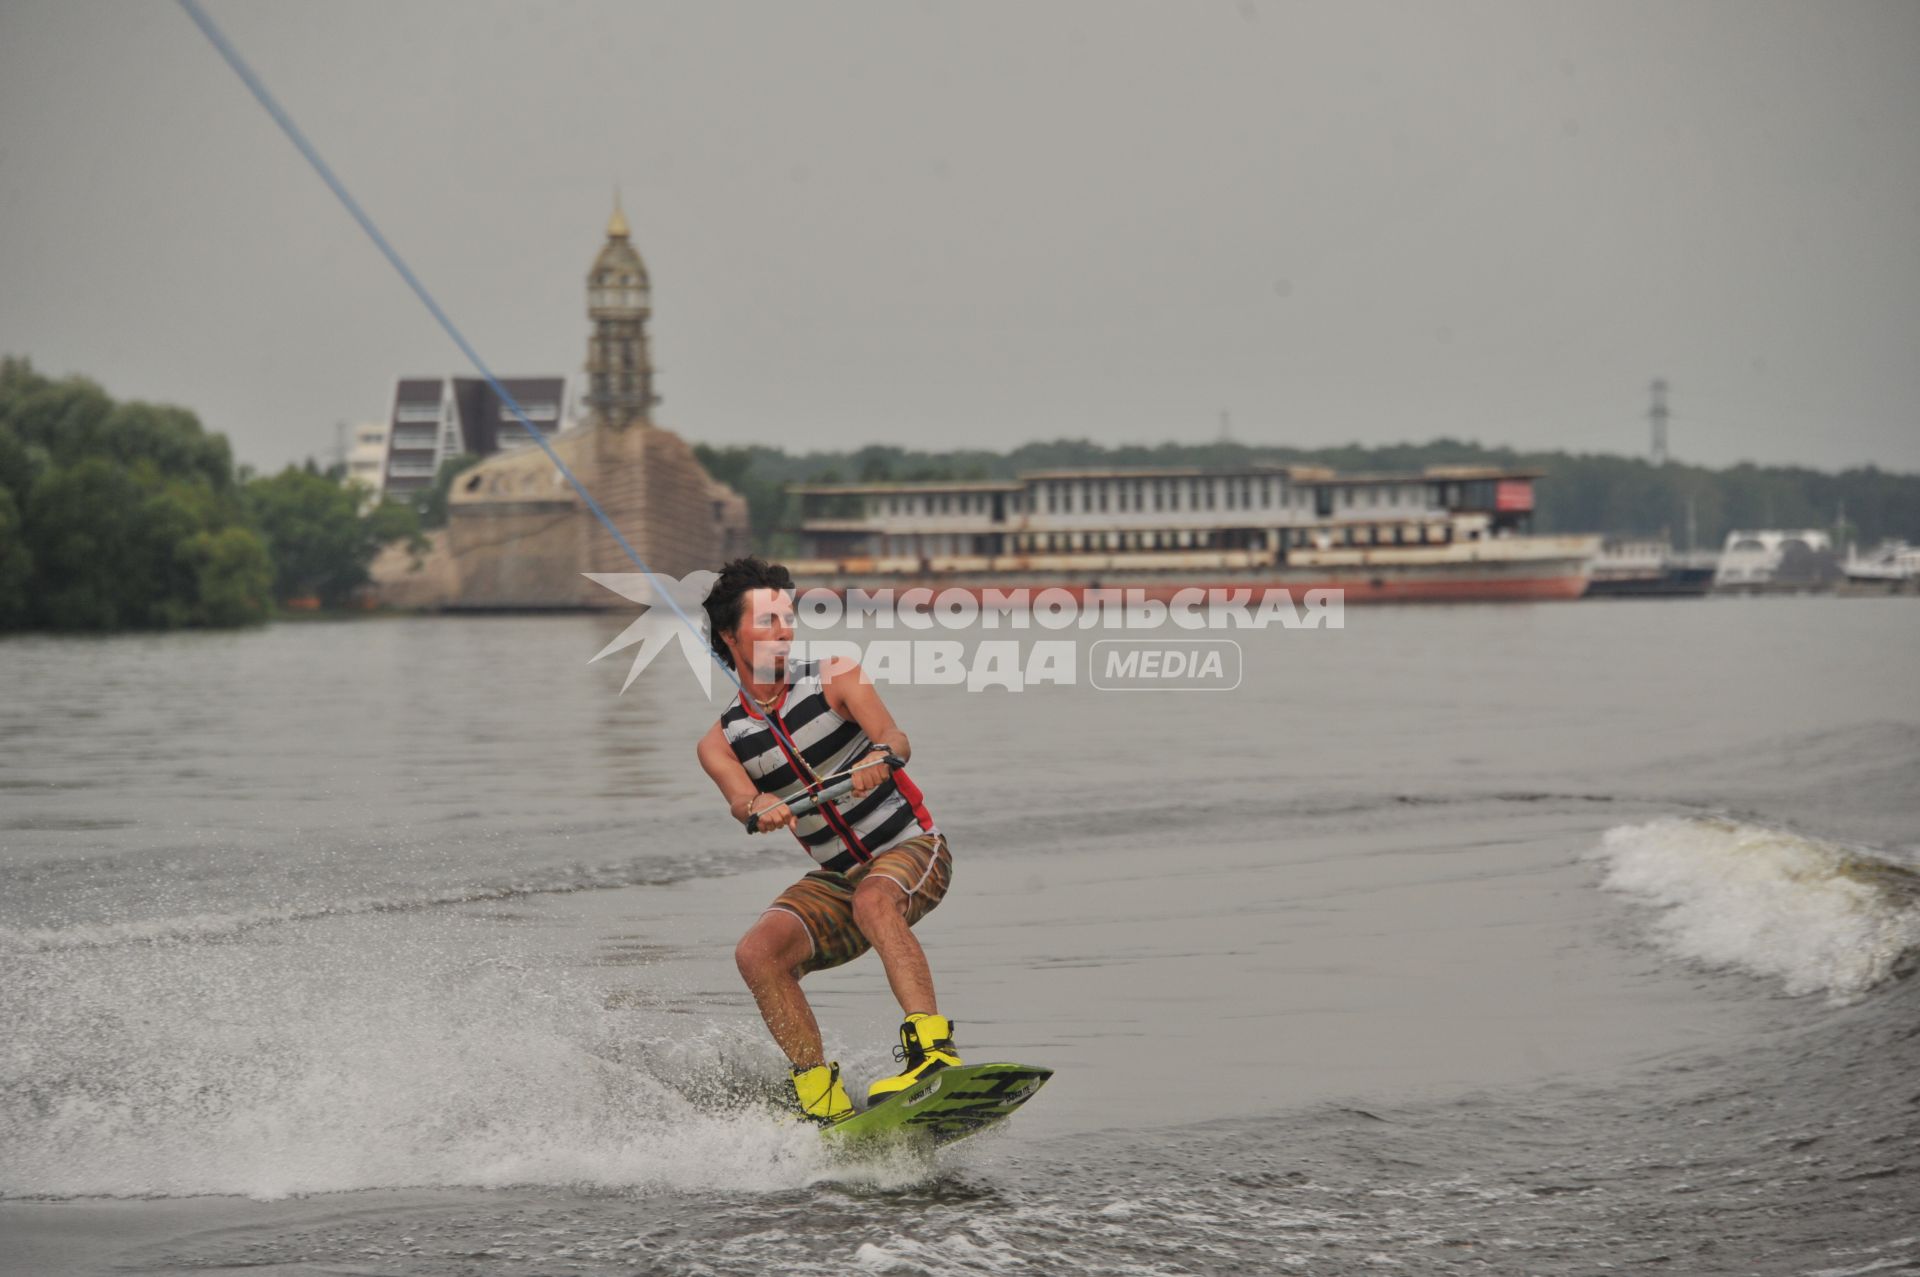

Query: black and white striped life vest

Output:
[720, 659, 937, 871]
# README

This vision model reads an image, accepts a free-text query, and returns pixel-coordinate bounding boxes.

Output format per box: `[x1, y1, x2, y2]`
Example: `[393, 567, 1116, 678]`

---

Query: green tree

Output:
[694, 443, 795, 547]
[0, 424, 35, 503]
[13, 458, 263, 630]
[184, 525, 275, 626]
[23, 457, 152, 629]
[0, 357, 280, 631]
[245, 466, 377, 606]
[366, 496, 426, 556]
[0, 486, 31, 627]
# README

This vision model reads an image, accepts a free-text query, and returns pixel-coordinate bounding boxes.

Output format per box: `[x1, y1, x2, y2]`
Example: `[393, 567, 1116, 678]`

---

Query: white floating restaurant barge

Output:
[786, 464, 1598, 603]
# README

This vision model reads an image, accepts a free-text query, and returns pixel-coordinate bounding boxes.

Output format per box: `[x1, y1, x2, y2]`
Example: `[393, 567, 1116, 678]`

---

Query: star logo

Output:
[584, 569, 721, 695]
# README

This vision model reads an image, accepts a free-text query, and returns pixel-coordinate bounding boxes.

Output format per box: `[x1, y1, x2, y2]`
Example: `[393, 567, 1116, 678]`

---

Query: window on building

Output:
[1097, 485, 1109, 513]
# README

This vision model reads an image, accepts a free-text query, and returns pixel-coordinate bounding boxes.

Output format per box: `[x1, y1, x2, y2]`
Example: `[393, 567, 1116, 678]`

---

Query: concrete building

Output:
[344, 421, 389, 496]
[791, 465, 1539, 560]
[784, 465, 1597, 602]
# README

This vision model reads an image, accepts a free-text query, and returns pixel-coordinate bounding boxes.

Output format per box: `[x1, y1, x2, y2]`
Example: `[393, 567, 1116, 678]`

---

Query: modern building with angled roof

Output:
[379, 374, 570, 496]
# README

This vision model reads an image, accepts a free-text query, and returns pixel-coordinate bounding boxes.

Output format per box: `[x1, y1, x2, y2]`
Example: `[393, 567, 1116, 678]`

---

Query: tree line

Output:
[5, 355, 1911, 633]
[698, 436, 1919, 556]
[0, 357, 473, 632]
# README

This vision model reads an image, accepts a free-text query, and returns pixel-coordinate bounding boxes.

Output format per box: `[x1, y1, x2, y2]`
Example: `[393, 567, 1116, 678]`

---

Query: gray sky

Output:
[2, 0, 1915, 473]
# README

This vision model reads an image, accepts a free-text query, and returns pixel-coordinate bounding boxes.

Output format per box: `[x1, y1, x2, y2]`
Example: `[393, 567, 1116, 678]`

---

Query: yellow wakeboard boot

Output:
[868, 1013, 962, 1104]
[790, 1062, 855, 1126]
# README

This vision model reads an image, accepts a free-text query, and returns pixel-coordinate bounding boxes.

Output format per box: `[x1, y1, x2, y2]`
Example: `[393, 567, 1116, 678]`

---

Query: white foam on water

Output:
[1587, 817, 1920, 1003]
[0, 911, 928, 1201]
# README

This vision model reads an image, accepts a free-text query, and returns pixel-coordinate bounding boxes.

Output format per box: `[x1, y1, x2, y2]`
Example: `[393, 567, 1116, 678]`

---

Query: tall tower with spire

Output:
[584, 194, 656, 429]
[392, 197, 749, 611]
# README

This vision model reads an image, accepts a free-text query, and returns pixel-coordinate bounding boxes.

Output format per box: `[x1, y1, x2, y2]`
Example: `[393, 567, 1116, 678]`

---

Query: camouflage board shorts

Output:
[764, 832, 953, 976]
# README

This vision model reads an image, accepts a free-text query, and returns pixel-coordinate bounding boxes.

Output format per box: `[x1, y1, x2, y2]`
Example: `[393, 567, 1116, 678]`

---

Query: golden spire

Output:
[607, 190, 630, 239]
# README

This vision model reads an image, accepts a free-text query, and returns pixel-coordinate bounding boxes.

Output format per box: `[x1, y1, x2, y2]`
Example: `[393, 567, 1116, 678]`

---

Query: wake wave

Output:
[0, 846, 768, 955]
[0, 910, 924, 1200]
[1587, 817, 1920, 1002]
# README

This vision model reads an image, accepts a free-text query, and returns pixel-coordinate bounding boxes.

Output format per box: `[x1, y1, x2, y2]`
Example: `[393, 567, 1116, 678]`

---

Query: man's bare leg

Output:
[851, 879, 937, 1016]
[734, 910, 824, 1067]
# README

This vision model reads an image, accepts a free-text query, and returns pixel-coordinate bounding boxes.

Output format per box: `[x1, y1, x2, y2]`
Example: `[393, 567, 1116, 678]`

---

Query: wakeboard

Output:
[825, 1062, 1052, 1151]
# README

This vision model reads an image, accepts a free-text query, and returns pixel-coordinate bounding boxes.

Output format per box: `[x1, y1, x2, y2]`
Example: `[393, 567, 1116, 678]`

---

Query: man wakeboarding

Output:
[697, 556, 960, 1125]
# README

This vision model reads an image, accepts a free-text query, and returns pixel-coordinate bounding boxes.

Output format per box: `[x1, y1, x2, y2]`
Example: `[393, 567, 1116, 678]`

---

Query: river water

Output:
[2, 598, 1916, 1275]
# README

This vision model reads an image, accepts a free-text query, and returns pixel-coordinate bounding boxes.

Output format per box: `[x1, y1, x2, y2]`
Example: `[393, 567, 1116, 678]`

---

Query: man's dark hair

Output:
[704, 556, 795, 669]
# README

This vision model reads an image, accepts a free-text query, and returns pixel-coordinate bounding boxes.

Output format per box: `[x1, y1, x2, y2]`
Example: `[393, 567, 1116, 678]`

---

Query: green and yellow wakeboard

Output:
[825, 1062, 1052, 1151]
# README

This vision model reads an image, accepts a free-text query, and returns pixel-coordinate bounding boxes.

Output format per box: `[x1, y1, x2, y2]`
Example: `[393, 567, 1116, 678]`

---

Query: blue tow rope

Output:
[174, 0, 802, 756]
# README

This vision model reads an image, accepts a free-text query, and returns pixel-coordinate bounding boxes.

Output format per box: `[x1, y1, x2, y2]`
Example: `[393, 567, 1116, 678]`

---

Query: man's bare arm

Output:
[697, 723, 792, 831]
